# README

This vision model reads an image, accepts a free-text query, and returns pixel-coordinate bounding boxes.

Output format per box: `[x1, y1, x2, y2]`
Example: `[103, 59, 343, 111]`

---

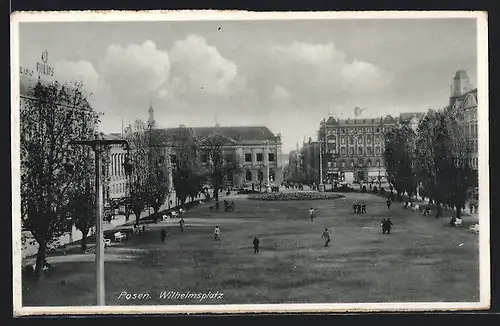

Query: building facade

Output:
[161, 126, 284, 188]
[448, 70, 479, 171]
[316, 116, 400, 183]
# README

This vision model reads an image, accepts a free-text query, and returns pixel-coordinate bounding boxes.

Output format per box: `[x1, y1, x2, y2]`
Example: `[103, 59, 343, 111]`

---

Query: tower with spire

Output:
[148, 100, 155, 126]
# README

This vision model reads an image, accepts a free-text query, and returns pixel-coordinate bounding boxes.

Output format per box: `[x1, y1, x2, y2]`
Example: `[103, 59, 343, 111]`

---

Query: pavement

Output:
[21, 188, 235, 262]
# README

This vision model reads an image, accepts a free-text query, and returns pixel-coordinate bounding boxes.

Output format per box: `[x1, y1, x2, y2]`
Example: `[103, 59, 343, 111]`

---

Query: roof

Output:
[454, 70, 469, 80]
[324, 115, 398, 126]
[449, 88, 478, 110]
[159, 126, 277, 142]
[106, 126, 278, 145]
[399, 112, 425, 122]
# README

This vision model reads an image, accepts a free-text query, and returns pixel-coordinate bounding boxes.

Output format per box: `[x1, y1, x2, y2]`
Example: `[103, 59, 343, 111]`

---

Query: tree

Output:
[415, 110, 441, 206]
[383, 122, 417, 202]
[124, 119, 150, 226]
[20, 80, 99, 277]
[170, 126, 203, 206]
[436, 107, 475, 218]
[200, 132, 240, 204]
[146, 118, 170, 214]
[66, 133, 111, 253]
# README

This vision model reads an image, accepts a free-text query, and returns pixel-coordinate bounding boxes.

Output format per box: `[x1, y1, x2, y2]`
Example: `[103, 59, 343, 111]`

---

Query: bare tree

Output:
[199, 132, 240, 205]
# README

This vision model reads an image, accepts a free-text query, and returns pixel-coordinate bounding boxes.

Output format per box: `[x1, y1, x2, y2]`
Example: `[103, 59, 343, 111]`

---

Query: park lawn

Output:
[22, 192, 480, 306]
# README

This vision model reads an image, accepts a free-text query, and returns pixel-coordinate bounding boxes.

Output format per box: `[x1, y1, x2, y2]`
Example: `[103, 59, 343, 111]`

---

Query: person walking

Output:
[214, 226, 221, 240]
[179, 217, 185, 232]
[387, 198, 392, 209]
[309, 207, 315, 221]
[385, 218, 394, 234]
[160, 228, 166, 243]
[321, 228, 331, 247]
[253, 236, 260, 254]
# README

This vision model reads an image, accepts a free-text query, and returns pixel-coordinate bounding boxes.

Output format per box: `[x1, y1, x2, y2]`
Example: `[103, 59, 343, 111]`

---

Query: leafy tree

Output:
[383, 123, 417, 201]
[145, 118, 170, 214]
[20, 80, 99, 277]
[199, 132, 241, 205]
[124, 119, 150, 226]
[170, 126, 203, 206]
[66, 133, 111, 253]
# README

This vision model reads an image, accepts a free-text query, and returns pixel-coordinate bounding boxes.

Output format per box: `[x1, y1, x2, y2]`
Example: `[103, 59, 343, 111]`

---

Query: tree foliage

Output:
[383, 122, 417, 201]
[384, 106, 476, 218]
[20, 80, 100, 276]
[170, 125, 205, 206]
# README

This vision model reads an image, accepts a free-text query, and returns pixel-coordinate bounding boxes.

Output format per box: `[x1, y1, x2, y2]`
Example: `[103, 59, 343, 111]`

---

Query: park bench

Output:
[114, 232, 127, 242]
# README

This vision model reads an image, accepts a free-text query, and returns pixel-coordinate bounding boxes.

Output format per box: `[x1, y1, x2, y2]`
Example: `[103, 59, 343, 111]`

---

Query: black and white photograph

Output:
[11, 11, 489, 315]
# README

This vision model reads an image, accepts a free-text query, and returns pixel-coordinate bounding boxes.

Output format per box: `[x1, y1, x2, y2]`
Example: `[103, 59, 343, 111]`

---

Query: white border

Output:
[11, 10, 490, 316]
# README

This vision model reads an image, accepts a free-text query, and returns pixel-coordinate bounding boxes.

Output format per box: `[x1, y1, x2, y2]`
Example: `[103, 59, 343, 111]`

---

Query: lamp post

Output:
[68, 138, 130, 306]
[265, 140, 271, 193]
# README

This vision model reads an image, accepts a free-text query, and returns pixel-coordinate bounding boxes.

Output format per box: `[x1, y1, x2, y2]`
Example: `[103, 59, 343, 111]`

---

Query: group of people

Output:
[353, 202, 367, 214]
[223, 200, 235, 212]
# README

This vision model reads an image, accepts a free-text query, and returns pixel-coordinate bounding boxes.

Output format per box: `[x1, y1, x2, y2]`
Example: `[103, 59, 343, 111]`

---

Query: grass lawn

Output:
[22, 192, 480, 306]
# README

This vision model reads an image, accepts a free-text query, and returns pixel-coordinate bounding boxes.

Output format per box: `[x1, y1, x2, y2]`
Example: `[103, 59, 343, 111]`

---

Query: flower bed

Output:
[248, 192, 345, 201]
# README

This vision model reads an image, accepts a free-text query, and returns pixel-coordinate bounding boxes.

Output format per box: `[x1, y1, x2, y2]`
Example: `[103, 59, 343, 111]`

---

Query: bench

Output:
[114, 232, 127, 242]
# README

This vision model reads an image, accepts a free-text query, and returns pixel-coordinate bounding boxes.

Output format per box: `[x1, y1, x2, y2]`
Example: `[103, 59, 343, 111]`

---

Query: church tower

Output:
[452, 70, 471, 97]
[148, 100, 154, 125]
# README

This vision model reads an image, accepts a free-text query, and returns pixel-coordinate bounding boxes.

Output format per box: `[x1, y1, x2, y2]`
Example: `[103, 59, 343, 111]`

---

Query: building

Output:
[159, 126, 284, 188]
[285, 149, 301, 182]
[299, 138, 321, 183]
[448, 70, 478, 171]
[316, 116, 400, 183]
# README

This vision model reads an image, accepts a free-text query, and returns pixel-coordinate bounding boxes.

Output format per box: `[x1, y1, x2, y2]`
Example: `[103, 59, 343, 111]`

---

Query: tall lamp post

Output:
[265, 140, 271, 192]
[68, 138, 130, 306]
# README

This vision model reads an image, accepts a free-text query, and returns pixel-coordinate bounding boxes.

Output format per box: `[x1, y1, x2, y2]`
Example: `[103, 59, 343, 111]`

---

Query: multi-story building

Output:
[316, 116, 400, 183]
[160, 126, 284, 188]
[448, 70, 478, 171]
[299, 138, 320, 183]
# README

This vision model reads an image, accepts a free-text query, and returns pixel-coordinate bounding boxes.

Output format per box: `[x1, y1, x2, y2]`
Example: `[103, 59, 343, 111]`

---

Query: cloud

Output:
[268, 41, 393, 102]
[98, 40, 171, 108]
[168, 34, 242, 95]
[273, 85, 290, 101]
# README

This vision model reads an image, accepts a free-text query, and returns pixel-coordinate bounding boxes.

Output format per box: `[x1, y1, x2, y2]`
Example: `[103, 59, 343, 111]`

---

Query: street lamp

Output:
[68, 138, 130, 306]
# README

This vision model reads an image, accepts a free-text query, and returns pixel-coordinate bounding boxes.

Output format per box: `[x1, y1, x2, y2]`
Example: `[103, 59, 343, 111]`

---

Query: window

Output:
[341, 147, 346, 156]
[257, 153, 263, 162]
[245, 153, 252, 162]
[349, 136, 354, 144]
[367, 147, 373, 156]
[351, 161, 354, 167]
[375, 136, 380, 145]
[268, 153, 275, 162]
[201, 153, 208, 163]
[367, 161, 371, 167]
[159, 155, 165, 164]
[358, 147, 363, 156]
[327, 162, 332, 168]
[376, 127, 380, 133]
[258, 170, 263, 181]
[357, 135, 363, 144]
[341, 136, 346, 145]
[375, 147, 381, 156]
[270, 169, 275, 181]
[341, 161, 346, 168]
[333, 162, 337, 168]
[367, 135, 372, 144]
[349, 147, 354, 156]
[245, 169, 252, 181]
[341, 128, 346, 134]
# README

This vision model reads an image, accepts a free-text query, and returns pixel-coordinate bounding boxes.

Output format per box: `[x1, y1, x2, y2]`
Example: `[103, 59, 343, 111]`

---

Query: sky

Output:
[17, 18, 478, 152]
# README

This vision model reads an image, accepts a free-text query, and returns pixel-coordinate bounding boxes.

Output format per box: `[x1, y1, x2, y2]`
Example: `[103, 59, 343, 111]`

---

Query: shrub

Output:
[248, 192, 345, 201]
[362, 186, 367, 193]
[373, 186, 378, 193]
